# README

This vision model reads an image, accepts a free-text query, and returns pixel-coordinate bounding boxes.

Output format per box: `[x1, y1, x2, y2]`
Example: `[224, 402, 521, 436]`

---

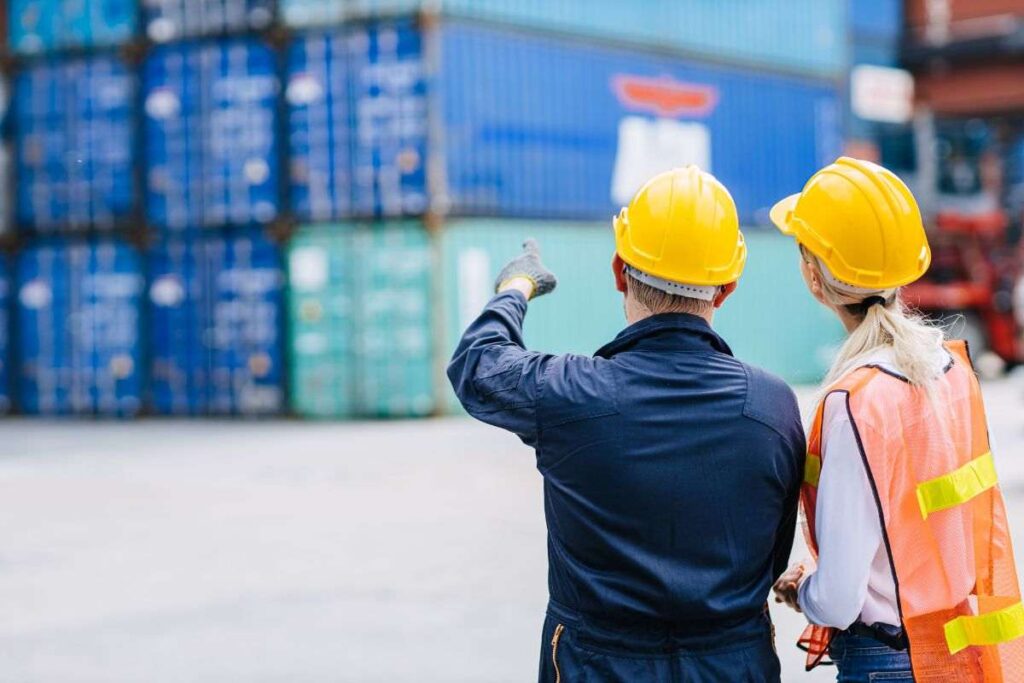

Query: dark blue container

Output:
[287, 20, 842, 226]
[16, 240, 143, 416]
[144, 0, 274, 42]
[0, 258, 10, 414]
[143, 39, 280, 232]
[9, 0, 136, 54]
[148, 233, 284, 415]
[13, 55, 135, 233]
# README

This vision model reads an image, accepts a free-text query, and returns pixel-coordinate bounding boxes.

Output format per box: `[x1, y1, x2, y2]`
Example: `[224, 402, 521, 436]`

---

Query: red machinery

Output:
[903, 208, 1023, 366]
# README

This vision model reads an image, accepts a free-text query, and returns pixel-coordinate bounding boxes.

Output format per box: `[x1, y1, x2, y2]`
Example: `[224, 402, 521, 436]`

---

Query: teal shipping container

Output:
[288, 223, 435, 418]
[441, 221, 845, 411]
[280, 0, 847, 78]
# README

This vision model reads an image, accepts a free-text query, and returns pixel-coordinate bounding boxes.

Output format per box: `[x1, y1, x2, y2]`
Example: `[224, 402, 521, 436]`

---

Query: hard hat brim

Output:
[769, 194, 800, 236]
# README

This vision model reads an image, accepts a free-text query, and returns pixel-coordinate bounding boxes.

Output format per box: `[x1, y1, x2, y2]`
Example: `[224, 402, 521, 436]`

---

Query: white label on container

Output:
[145, 88, 181, 120]
[20, 280, 52, 309]
[290, 247, 329, 291]
[244, 158, 271, 185]
[287, 75, 325, 106]
[150, 275, 185, 307]
[611, 116, 711, 206]
[851, 65, 914, 124]
[458, 248, 491, 333]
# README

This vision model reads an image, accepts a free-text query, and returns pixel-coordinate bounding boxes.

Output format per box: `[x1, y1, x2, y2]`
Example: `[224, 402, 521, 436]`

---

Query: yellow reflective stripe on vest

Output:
[944, 601, 1024, 654]
[804, 453, 821, 487]
[916, 452, 997, 519]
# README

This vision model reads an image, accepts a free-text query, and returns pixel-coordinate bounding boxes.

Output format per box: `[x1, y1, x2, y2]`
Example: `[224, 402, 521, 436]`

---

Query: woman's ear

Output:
[800, 256, 827, 303]
[612, 253, 628, 293]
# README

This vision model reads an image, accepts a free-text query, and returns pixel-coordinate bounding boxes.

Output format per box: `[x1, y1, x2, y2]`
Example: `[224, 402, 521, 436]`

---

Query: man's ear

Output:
[713, 281, 738, 309]
[612, 253, 628, 293]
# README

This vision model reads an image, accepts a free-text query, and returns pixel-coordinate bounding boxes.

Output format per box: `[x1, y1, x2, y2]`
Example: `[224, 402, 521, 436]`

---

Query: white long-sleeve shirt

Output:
[797, 347, 952, 629]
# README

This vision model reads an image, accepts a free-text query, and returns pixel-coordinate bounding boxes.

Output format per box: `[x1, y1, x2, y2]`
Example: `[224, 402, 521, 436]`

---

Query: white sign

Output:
[611, 116, 711, 206]
[458, 248, 492, 333]
[851, 65, 914, 124]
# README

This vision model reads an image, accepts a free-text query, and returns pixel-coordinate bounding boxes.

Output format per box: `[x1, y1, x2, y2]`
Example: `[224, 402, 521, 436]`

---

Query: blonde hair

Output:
[803, 246, 946, 393]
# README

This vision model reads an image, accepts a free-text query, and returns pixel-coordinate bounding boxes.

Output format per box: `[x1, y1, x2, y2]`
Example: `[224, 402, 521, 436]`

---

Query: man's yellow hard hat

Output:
[770, 157, 931, 290]
[614, 166, 746, 290]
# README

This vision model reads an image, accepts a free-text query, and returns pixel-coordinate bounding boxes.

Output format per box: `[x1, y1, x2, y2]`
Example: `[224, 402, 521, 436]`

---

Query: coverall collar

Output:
[595, 313, 734, 359]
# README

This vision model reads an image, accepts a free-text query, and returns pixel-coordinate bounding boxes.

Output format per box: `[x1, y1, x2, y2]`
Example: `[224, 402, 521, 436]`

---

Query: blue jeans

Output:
[828, 626, 912, 682]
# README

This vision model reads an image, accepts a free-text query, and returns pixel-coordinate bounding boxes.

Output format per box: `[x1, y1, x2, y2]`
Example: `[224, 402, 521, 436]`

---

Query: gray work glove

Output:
[494, 238, 558, 300]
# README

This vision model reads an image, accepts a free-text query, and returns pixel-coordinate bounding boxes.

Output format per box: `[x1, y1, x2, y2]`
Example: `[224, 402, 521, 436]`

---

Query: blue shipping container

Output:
[13, 55, 135, 232]
[287, 24, 428, 221]
[0, 258, 10, 414]
[144, 0, 274, 42]
[148, 233, 284, 415]
[287, 20, 842, 225]
[851, 0, 903, 41]
[16, 241, 143, 416]
[9, 0, 136, 53]
[281, 0, 847, 78]
[144, 39, 280, 231]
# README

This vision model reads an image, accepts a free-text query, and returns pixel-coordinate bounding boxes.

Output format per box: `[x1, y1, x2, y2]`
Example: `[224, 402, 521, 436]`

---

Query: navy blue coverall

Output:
[448, 291, 805, 682]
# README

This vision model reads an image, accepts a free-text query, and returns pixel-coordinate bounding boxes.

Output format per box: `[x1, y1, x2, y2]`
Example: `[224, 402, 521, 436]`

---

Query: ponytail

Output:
[804, 248, 946, 398]
[823, 298, 946, 390]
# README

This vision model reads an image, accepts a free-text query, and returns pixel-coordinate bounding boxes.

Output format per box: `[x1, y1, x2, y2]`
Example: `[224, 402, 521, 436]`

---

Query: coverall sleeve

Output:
[447, 290, 553, 447]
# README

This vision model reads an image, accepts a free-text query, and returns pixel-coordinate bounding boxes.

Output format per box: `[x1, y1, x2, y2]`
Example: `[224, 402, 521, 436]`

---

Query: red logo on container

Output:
[612, 75, 718, 118]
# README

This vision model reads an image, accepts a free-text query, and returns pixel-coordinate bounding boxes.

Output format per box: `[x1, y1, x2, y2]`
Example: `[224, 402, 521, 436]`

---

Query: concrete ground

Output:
[2, 379, 1023, 682]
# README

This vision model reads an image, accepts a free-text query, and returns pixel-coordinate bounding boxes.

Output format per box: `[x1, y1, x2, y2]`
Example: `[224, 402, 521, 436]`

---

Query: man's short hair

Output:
[627, 273, 716, 316]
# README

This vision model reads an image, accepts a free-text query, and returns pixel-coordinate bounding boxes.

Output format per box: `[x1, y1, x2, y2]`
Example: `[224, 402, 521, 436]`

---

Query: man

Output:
[448, 167, 805, 681]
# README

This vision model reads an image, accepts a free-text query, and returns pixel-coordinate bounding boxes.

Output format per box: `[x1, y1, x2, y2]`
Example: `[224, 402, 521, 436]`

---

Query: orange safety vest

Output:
[798, 341, 1024, 681]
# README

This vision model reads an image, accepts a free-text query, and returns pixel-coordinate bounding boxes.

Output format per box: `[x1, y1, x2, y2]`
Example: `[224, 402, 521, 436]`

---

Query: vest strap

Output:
[804, 453, 822, 487]
[944, 601, 1024, 654]
[916, 451, 997, 519]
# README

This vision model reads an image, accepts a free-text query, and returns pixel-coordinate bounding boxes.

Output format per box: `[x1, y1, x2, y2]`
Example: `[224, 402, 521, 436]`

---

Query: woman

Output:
[769, 157, 1024, 682]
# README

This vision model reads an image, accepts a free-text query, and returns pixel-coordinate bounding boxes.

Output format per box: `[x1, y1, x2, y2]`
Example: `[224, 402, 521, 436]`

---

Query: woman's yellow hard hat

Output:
[770, 157, 931, 290]
[614, 166, 746, 288]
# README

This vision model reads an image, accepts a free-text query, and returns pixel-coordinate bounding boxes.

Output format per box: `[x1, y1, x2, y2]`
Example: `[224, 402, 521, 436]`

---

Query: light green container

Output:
[288, 227, 358, 418]
[441, 220, 844, 412]
[715, 234, 846, 384]
[287, 222, 435, 418]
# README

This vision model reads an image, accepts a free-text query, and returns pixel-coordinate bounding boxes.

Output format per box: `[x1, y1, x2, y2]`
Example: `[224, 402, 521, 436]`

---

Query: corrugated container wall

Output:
[281, 0, 847, 78]
[287, 222, 434, 418]
[287, 20, 843, 226]
[148, 233, 284, 415]
[287, 24, 427, 222]
[9, 0, 136, 53]
[0, 76, 10, 233]
[440, 221, 845, 411]
[143, 39, 280, 232]
[0, 259, 10, 414]
[14, 55, 135, 233]
[143, 0, 274, 42]
[16, 241, 144, 416]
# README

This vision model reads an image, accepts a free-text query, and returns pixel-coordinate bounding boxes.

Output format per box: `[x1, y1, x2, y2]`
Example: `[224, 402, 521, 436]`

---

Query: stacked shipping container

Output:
[9, 0, 136, 53]
[148, 233, 284, 415]
[13, 55, 135, 232]
[143, 39, 280, 231]
[16, 241, 144, 415]
[1, 2, 859, 418]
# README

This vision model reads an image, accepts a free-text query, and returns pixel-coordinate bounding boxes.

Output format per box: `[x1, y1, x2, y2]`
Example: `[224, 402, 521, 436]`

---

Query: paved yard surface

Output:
[2, 379, 1023, 682]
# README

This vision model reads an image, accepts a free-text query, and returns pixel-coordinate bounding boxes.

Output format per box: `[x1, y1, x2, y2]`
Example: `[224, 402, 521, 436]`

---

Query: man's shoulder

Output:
[736, 361, 803, 439]
[536, 353, 619, 427]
